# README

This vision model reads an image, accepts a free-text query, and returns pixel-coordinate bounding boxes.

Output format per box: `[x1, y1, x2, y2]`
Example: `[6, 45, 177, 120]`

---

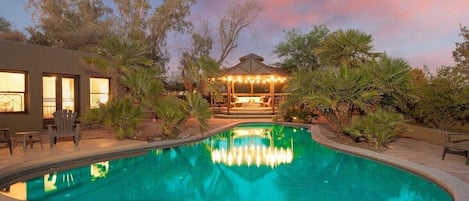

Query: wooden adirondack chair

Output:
[48, 110, 80, 147]
[442, 132, 469, 165]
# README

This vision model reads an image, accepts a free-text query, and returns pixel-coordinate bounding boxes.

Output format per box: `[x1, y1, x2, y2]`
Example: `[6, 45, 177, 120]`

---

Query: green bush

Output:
[281, 103, 318, 123]
[85, 97, 145, 140]
[344, 109, 406, 151]
[153, 96, 187, 138]
[183, 93, 212, 133]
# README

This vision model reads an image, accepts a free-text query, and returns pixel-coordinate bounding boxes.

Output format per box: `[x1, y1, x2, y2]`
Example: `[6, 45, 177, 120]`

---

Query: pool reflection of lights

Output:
[211, 145, 293, 167]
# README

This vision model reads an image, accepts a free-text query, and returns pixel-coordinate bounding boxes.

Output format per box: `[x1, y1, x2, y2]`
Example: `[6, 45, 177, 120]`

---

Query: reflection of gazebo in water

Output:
[215, 53, 288, 115]
[210, 125, 294, 168]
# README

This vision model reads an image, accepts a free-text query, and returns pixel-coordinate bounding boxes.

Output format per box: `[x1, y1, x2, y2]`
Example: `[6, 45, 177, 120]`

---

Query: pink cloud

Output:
[175, 0, 469, 72]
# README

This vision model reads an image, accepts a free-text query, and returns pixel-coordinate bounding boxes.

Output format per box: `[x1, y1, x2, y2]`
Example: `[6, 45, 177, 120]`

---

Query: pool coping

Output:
[1, 121, 467, 201]
[310, 124, 469, 201]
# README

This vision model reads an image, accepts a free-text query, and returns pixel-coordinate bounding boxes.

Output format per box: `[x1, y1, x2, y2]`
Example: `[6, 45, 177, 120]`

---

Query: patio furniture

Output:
[260, 97, 271, 107]
[0, 128, 12, 155]
[442, 132, 469, 165]
[14, 131, 43, 152]
[48, 110, 80, 148]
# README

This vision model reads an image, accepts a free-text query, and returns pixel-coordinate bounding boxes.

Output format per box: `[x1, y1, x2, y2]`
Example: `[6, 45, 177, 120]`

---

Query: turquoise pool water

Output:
[15, 123, 452, 201]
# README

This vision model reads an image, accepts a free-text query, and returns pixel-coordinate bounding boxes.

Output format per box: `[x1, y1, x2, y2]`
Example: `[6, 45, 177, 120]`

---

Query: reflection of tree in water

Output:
[107, 140, 238, 200]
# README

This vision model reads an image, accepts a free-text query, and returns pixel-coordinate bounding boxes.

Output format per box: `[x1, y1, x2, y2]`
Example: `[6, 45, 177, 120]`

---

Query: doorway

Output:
[42, 74, 79, 127]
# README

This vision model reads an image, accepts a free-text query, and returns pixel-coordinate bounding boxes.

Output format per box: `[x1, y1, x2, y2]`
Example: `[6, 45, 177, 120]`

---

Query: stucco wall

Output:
[0, 40, 116, 133]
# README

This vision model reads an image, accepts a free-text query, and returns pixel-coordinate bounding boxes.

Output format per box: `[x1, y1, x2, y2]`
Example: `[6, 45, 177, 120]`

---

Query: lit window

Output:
[90, 78, 110, 108]
[0, 71, 26, 112]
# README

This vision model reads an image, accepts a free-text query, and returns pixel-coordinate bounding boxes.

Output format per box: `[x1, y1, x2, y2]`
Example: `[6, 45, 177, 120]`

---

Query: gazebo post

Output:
[270, 80, 275, 114]
[227, 80, 231, 115]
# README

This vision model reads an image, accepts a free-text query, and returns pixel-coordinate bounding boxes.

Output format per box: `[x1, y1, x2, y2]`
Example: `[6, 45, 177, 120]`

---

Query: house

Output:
[0, 40, 117, 133]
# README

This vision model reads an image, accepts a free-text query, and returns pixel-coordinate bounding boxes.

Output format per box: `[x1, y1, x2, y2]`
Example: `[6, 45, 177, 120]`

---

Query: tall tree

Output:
[453, 25, 469, 66]
[314, 29, 381, 68]
[453, 24, 469, 68]
[0, 17, 12, 32]
[180, 30, 220, 95]
[273, 25, 329, 73]
[413, 66, 469, 130]
[112, 0, 195, 72]
[147, 0, 195, 70]
[217, 0, 262, 64]
[0, 17, 26, 42]
[113, 0, 151, 42]
[26, 0, 113, 50]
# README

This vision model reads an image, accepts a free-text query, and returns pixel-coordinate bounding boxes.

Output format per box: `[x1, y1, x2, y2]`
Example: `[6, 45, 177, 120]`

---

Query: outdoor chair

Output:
[260, 97, 271, 107]
[48, 110, 80, 148]
[442, 132, 469, 165]
[0, 128, 13, 155]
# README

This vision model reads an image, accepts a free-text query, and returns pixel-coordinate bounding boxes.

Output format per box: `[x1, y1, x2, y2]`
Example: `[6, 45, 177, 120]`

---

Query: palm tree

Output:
[314, 29, 381, 68]
[305, 65, 381, 130]
[84, 36, 156, 97]
[183, 93, 212, 134]
[120, 67, 165, 108]
[153, 96, 187, 138]
[367, 55, 418, 112]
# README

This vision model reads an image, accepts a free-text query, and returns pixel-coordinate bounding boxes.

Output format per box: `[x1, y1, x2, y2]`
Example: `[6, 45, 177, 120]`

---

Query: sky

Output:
[1, 0, 468, 74]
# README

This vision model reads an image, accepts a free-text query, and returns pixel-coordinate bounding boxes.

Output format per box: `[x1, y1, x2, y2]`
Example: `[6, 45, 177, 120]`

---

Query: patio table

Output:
[15, 131, 43, 152]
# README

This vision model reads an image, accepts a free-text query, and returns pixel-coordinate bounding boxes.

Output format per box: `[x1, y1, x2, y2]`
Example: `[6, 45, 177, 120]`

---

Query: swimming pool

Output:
[6, 123, 452, 201]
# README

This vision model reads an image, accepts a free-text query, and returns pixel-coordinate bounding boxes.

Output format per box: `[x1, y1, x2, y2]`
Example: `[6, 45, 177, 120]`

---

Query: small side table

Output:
[15, 131, 43, 152]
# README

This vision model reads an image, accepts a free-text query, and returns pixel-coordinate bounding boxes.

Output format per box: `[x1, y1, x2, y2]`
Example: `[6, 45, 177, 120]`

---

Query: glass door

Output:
[43, 75, 78, 127]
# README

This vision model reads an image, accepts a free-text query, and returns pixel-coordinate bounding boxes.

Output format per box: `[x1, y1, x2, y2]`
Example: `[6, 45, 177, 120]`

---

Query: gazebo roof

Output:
[223, 53, 285, 76]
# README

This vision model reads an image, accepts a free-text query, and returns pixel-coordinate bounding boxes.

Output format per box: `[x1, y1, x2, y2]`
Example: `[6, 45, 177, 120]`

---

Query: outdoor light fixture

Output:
[220, 75, 286, 83]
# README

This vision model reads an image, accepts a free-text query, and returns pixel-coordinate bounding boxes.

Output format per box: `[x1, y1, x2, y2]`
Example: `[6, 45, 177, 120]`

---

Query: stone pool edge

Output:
[1, 121, 467, 201]
[310, 125, 469, 201]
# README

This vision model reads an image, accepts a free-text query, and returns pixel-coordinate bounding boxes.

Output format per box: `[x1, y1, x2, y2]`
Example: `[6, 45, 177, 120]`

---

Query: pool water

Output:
[13, 123, 452, 201]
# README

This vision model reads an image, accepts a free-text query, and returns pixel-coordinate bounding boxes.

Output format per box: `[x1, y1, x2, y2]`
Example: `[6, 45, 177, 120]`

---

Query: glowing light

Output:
[211, 145, 293, 167]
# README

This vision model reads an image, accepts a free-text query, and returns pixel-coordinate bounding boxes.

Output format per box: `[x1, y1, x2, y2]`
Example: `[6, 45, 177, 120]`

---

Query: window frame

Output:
[0, 70, 28, 114]
[89, 77, 111, 109]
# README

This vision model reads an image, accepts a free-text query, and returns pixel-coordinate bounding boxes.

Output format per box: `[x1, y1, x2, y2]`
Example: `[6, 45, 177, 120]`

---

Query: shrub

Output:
[343, 109, 406, 151]
[84, 97, 145, 140]
[153, 96, 187, 138]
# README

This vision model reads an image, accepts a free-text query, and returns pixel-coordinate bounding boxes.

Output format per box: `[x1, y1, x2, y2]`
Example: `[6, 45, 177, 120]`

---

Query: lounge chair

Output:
[0, 128, 13, 155]
[48, 110, 80, 147]
[442, 132, 469, 165]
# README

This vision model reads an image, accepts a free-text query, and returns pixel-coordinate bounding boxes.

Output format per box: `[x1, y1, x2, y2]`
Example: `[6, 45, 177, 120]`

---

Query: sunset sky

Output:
[1, 0, 468, 74]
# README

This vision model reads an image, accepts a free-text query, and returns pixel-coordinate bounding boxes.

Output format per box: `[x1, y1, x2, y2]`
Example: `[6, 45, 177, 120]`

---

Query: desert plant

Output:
[344, 109, 406, 151]
[183, 93, 212, 134]
[84, 97, 145, 140]
[305, 65, 381, 130]
[153, 96, 187, 138]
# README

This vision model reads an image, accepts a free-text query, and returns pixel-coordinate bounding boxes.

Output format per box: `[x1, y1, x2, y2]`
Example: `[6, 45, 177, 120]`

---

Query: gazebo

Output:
[217, 53, 287, 115]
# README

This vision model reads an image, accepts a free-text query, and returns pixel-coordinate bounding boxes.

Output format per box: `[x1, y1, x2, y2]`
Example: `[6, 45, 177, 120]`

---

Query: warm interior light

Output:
[91, 161, 109, 181]
[0, 182, 26, 200]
